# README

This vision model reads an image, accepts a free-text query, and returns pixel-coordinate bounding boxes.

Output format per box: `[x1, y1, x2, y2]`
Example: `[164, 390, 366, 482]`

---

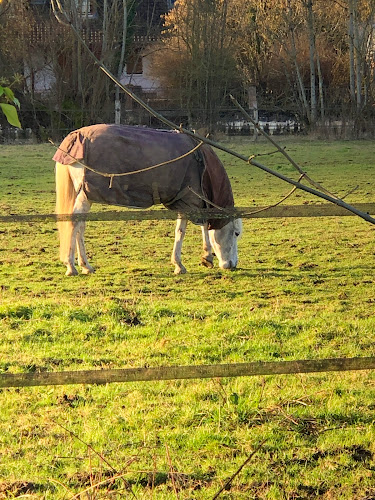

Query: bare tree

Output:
[347, 0, 375, 116]
[151, 0, 239, 129]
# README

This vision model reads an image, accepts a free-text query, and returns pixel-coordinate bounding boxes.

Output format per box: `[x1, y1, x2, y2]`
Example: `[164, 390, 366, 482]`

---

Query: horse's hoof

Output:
[81, 266, 95, 275]
[65, 267, 78, 276]
[201, 257, 214, 268]
[174, 265, 187, 275]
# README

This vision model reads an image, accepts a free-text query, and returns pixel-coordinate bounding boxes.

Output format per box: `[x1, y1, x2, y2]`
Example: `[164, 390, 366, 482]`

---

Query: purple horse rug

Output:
[53, 124, 234, 229]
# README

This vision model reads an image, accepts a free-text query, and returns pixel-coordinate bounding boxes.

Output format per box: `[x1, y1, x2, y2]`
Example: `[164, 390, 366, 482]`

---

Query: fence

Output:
[3, 106, 375, 142]
[2, 200, 375, 389]
[2, 99, 375, 389]
[1, 203, 375, 224]
[1, 357, 375, 389]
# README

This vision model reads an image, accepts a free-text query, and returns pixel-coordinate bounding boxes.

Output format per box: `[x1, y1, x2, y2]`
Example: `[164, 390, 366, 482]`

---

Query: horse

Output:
[54, 124, 242, 276]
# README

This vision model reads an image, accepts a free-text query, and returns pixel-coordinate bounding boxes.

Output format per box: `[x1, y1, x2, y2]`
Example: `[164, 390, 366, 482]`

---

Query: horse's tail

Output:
[55, 162, 75, 262]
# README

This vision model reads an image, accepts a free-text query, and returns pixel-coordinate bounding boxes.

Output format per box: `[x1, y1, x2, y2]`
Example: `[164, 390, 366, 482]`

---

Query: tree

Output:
[52, 0, 135, 125]
[347, 0, 375, 115]
[151, 0, 240, 129]
[225, 0, 375, 128]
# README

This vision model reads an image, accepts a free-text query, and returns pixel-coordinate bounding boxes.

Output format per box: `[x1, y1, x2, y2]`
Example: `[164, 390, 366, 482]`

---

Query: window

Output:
[126, 53, 143, 75]
[29, 0, 48, 5]
[76, 0, 96, 18]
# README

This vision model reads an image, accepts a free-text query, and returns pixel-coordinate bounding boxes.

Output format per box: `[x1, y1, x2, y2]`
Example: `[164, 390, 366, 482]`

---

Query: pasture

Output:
[0, 137, 375, 499]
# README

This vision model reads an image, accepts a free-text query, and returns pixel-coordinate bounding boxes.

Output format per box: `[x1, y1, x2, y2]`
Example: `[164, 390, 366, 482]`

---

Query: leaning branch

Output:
[229, 94, 338, 199]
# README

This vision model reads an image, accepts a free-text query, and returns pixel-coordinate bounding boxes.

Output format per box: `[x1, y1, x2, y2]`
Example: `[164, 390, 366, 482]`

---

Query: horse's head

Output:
[209, 218, 242, 270]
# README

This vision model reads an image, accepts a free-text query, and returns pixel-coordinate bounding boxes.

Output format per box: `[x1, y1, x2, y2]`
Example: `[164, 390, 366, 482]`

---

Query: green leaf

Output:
[3, 87, 15, 101]
[0, 86, 4, 98]
[229, 392, 239, 405]
[0, 103, 21, 128]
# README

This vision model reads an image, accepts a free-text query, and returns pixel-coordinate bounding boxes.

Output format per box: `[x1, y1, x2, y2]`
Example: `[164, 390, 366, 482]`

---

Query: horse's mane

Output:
[201, 145, 234, 229]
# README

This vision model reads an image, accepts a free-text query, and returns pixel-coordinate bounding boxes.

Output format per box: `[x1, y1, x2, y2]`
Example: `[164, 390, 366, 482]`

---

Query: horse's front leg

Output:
[171, 217, 188, 274]
[201, 223, 214, 268]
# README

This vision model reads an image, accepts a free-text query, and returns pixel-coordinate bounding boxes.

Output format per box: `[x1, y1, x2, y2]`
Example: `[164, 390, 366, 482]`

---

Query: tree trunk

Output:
[348, 0, 356, 111]
[353, 0, 362, 111]
[248, 84, 258, 139]
[316, 50, 324, 121]
[306, 0, 317, 125]
[115, 0, 127, 124]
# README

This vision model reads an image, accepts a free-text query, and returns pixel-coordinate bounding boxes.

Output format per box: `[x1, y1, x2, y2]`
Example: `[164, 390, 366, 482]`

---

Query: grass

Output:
[0, 136, 375, 498]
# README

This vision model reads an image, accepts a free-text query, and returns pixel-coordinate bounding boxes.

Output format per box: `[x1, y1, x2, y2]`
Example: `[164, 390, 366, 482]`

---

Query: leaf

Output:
[229, 392, 239, 405]
[0, 103, 21, 128]
[1, 87, 19, 106]
[3, 86, 15, 101]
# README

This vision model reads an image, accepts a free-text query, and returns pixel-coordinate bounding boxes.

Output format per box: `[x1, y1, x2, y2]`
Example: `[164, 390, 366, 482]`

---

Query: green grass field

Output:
[1, 137, 375, 499]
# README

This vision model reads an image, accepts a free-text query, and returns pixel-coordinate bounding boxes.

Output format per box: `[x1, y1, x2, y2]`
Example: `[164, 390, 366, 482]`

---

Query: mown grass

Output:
[0, 137, 375, 498]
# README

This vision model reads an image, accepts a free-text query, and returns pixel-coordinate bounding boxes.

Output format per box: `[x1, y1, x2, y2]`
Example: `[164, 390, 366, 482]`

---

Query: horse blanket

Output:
[53, 124, 234, 229]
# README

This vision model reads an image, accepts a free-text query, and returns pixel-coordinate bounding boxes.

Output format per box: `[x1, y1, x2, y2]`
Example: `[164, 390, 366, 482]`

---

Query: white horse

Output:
[54, 125, 242, 276]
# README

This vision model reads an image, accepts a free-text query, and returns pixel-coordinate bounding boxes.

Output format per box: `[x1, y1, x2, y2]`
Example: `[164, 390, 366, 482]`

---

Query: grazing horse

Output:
[54, 124, 242, 276]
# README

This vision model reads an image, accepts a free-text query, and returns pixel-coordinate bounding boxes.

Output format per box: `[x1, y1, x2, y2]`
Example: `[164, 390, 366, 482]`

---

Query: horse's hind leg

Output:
[63, 190, 91, 276]
[73, 191, 93, 275]
[201, 223, 214, 268]
[76, 219, 94, 274]
[56, 162, 77, 275]
[64, 220, 79, 276]
[171, 217, 188, 274]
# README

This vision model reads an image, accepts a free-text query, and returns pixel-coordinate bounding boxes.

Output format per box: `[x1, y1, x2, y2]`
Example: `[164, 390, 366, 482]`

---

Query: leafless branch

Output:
[212, 439, 267, 499]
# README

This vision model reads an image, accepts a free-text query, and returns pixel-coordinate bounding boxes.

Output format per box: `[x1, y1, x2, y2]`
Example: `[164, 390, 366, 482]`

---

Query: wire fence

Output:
[3, 105, 375, 142]
[1, 203, 374, 224]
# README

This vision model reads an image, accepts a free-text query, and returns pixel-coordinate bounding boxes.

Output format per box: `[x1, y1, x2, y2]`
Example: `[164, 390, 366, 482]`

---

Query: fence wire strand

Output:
[1, 203, 374, 224]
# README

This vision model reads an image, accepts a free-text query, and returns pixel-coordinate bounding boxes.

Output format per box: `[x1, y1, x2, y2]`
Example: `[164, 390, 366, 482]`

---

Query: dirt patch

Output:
[0, 481, 47, 498]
